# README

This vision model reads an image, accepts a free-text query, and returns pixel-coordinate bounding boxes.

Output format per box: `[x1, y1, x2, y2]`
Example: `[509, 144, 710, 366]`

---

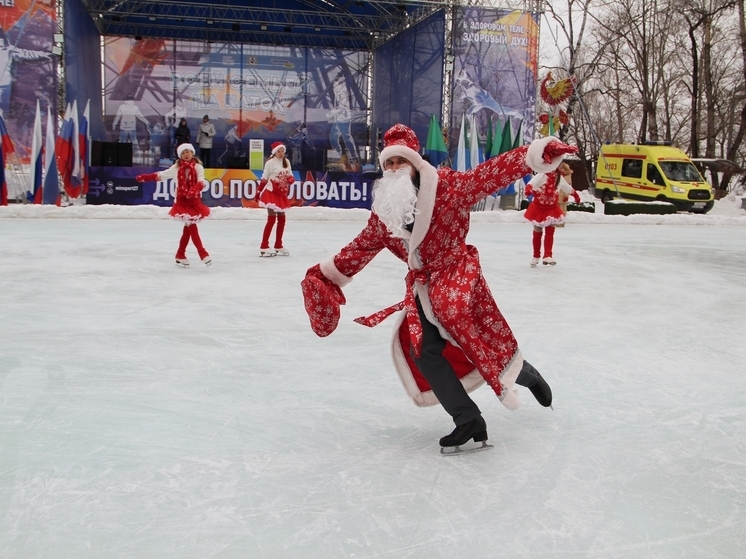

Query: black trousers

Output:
[410, 296, 542, 426]
[200, 148, 212, 168]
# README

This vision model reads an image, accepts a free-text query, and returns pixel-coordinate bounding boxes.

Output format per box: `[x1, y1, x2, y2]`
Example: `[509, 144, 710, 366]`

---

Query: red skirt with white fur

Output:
[259, 176, 292, 212]
[524, 201, 566, 228]
[169, 196, 210, 224]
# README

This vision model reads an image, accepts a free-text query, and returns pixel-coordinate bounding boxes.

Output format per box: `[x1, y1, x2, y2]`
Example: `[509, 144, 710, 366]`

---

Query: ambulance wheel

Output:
[600, 190, 614, 203]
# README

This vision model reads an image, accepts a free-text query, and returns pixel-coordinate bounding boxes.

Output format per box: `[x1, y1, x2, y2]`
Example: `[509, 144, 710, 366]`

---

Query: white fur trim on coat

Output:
[525, 136, 564, 174]
[320, 256, 353, 287]
[497, 352, 524, 411]
[389, 312, 485, 407]
[406, 164, 439, 270]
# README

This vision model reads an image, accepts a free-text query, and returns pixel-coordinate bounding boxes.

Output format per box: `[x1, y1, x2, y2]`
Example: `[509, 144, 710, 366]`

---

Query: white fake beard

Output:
[372, 167, 419, 238]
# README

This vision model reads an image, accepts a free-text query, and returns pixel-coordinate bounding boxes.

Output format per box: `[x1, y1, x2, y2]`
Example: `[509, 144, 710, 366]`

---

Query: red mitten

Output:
[571, 190, 581, 203]
[135, 172, 160, 183]
[257, 178, 267, 195]
[542, 140, 578, 164]
[283, 173, 295, 187]
[135, 173, 158, 182]
[524, 184, 534, 197]
[301, 264, 346, 337]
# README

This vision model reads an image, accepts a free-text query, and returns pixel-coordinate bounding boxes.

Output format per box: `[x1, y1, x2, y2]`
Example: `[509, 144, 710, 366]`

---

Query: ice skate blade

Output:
[440, 441, 494, 456]
[260, 251, 277, 257]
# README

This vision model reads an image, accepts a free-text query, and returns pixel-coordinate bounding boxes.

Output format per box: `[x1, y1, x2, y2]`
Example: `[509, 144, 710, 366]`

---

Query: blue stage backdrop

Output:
[372, 10, 445, 157]
[65, 0, 105, 141]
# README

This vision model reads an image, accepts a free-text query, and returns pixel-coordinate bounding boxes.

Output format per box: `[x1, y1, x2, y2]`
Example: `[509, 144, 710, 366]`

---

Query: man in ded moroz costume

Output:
[301, 124, 577, 453]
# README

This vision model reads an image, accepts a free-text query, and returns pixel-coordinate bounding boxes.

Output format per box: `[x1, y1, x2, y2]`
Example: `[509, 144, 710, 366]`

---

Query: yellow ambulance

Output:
[594, 143, 714, 213]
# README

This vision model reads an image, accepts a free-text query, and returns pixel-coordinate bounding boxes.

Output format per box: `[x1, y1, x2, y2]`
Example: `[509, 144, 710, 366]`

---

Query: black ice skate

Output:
[528, 374, 553, 408]
[517, 361, 553, 408]
[439, 416, 493, 455]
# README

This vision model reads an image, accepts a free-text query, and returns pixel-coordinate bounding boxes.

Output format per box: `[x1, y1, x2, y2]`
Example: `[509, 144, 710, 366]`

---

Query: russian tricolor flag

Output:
[0, 113, 14, 206]
[43, 106, 60, 206]
[55, 103, 76, 198]
[69, 99, 82, 197]
[78, 100, 90, 195]
[28, 100, 43, 204]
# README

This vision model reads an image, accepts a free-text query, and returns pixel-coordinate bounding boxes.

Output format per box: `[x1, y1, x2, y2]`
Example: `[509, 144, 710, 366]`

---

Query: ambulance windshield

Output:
[659, 162, 703, 182]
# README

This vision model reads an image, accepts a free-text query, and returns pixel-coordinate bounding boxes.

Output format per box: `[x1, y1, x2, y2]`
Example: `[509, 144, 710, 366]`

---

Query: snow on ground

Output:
[1, 196, 745, 558]
[1, 189, 745, 223]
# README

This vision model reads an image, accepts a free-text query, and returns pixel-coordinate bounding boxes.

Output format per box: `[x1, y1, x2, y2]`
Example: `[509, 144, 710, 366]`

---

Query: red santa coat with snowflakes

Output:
[312, 126, 570, 411]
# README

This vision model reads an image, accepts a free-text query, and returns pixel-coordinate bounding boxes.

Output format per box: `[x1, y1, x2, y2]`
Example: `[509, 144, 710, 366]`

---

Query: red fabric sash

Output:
[353, 267, 430, 357]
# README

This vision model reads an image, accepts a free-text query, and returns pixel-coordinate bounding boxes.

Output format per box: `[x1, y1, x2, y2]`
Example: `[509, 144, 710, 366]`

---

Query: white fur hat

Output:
[177, 143, 195, 157]
[378, 124, 429, 172]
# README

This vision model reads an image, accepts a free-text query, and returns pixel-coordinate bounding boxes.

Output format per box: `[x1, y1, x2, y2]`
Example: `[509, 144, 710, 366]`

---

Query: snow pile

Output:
[1, 193, 744, 225]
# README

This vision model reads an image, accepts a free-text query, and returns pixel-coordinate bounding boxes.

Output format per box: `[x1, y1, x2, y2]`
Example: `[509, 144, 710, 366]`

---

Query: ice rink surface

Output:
[1, 204, 745, 558]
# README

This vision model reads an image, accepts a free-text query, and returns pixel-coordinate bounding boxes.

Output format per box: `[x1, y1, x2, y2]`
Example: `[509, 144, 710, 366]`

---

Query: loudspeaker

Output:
[92, 141, 131, 166]
[91, 140, 104, 166]
[101, 142, 118, 166]
[117, 142, 132, 167]
[227, 156, 247, 169]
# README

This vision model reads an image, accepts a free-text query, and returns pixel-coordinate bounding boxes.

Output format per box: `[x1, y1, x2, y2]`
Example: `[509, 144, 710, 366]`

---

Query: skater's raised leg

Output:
[516, 360, 553, 407]
[189, 224, 211, 265]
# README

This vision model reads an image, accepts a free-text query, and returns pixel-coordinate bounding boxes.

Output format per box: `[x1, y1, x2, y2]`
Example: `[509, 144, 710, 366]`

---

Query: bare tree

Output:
[538, 0, 744, 191]
[680, 0, 736, 155]
[542, 0, 606, 185]
[721, 0, 746, 189]
[592, 0, 681, 142]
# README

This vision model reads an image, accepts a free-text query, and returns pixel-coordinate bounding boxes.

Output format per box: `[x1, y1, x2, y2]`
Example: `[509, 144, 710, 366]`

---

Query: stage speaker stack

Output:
[91, 141, 133, 166]
[227, 156, 247, 169]
[117, 143, 132, 167]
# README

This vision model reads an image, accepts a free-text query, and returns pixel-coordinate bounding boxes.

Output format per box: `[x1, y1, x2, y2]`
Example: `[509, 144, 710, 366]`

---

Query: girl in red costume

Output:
[258, 142, 294, 257]
[524, 163, 580, 267]
[136, 143, 212, 267]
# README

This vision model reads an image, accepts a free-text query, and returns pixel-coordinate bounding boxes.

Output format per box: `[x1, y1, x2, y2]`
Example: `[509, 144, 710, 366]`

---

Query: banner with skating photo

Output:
[0, 0, 58, 161]
[103, 39, 368, 173]
[86, 165, 375, 210]
[450, 8, 539, 157]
